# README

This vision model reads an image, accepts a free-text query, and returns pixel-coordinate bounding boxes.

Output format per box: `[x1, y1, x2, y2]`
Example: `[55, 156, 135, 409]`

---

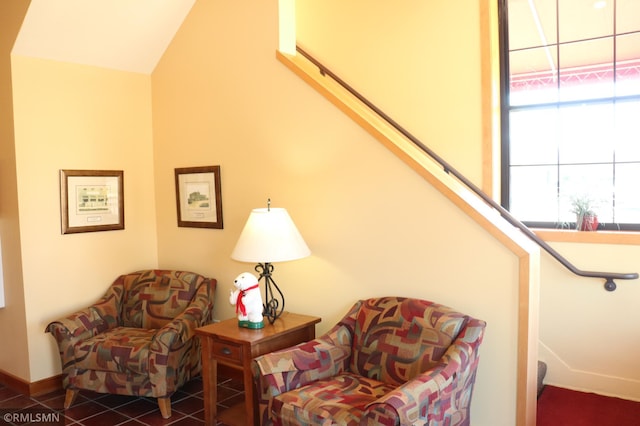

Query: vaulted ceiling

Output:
[12, 0, 195, 74]
[13, 1, 638, 78]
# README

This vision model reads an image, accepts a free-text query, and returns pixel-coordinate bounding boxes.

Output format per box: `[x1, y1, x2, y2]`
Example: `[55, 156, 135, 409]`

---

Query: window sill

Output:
[533, 228, 640, 245]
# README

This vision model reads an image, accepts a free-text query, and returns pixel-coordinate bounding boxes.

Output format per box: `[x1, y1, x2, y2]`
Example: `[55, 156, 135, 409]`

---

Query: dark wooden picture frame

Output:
[60, 169, 124, 234]
[175, 165, 223, 229]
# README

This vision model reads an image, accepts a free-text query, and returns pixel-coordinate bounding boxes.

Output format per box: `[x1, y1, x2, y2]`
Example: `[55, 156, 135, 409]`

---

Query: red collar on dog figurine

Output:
[235, 284, 260, 316]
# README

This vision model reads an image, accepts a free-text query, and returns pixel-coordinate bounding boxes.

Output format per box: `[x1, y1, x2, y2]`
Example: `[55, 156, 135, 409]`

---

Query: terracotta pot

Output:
[577, 214, 598, 231]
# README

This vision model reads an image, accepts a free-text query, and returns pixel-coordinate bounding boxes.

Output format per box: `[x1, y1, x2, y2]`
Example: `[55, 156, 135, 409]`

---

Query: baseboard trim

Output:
[30, 374, 63, 396]
[0, 370, 62, 397]
[539, 341, 640, 401]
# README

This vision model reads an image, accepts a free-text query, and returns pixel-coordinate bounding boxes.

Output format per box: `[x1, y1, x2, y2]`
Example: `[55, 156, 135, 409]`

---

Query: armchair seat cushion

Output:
[272, 372, 396, 426]
[74, 326, 156, 374]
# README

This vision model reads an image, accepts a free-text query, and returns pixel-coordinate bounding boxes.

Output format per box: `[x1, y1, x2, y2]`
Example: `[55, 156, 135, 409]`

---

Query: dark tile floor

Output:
[0, 374, 244, 426]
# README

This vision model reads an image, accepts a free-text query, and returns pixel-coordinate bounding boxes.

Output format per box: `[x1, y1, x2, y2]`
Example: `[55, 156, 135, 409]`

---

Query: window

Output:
[501, 0, 640, 230]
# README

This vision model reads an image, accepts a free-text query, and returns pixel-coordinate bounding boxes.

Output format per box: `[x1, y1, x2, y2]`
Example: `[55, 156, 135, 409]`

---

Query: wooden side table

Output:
[196, 312, 321, 426]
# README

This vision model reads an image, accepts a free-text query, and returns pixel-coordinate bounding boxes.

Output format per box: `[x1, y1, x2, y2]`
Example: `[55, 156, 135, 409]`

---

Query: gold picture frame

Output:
[175, 165, 223, 229]
[60, 169, 124, 234]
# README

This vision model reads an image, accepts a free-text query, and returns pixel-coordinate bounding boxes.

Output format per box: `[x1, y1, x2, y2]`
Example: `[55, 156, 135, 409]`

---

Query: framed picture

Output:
[175, 165, 223, 229]
[60, 169, 124, 234]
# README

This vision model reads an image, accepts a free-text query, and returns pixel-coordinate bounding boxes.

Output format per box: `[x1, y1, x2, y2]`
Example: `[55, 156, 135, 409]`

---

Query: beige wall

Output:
[10, 56, 159, 381]
[294, 0, 640, 404]
[539, 242, 640, 400]
[2, 1, 639, 425]
[0, 0, 30, 382]
[152, 1, 522, 424]
[295, 0, 484, 185]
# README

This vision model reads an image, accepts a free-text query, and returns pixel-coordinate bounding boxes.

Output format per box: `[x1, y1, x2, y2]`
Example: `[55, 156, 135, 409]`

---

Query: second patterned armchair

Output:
[253, 296, 486, 426]
[46, 269, 216, 419]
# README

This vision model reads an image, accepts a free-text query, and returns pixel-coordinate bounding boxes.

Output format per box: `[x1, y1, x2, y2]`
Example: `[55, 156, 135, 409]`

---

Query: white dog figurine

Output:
[229, 272, 264, 329]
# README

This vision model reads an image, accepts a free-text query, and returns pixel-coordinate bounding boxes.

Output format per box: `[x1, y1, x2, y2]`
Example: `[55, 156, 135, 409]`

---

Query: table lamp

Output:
[231, 200, 310, 323]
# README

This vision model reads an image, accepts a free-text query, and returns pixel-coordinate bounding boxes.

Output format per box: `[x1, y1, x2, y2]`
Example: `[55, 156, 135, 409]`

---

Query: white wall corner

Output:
[278, 0, 296, 54]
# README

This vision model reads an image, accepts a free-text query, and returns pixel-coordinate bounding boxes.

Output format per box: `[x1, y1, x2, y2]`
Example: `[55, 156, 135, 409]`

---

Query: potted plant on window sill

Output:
[571, 196, 598, 231]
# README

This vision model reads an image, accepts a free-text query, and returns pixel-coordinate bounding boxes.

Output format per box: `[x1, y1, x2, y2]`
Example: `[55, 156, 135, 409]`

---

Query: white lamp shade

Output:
[231, 208, 311, 263]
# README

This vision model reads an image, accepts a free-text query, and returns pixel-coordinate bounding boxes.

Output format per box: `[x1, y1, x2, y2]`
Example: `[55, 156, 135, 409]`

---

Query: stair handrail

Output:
[295, 45, 638, 291]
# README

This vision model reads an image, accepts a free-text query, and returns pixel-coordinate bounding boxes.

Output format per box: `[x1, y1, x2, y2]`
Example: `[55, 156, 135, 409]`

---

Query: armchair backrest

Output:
[118, 270, 210, 329]
[350, 297, 469, 386]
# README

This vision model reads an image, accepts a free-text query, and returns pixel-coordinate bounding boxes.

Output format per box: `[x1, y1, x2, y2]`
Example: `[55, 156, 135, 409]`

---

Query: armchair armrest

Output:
[152, 280, 215, 352]
[46, 276, 125, 337]
[45, 306, 110, 373]
[255, 331, 351, 389]
[254, 299, 361, 394]
[151, 282, 213, 356]
[46, 282, 123, 337]
[46, 306, 108, 340]
[253, 320, 356, 425]
[253, 299, 362, 425]
[147, 279, 215, 395]
[45, 287, 122, 383]
[363, 319, 486, 426]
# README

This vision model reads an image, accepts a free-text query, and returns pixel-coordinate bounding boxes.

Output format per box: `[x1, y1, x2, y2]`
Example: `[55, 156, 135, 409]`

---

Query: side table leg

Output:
[243, 361, 255, 426]
[200, 338, 218, 425]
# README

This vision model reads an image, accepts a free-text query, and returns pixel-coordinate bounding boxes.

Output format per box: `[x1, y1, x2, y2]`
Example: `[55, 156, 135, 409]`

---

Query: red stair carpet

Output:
[537, 386, 640, 426]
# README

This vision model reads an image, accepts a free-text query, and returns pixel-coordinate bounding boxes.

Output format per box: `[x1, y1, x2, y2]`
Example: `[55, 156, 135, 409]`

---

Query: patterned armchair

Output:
[253, 297, 486, 426]
[46, 269, 216, 419]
